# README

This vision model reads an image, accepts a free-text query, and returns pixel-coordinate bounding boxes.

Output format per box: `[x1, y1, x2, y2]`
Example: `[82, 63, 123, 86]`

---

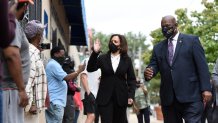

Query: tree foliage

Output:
[124, 32, 149, 60]
[148, 0, 218, 64]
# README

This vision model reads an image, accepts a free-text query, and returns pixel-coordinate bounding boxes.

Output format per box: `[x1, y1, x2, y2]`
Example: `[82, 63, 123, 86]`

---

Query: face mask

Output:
[109, 43, 119, 53]
[54, 56, 65, 65]
[162, 27, 175, 39]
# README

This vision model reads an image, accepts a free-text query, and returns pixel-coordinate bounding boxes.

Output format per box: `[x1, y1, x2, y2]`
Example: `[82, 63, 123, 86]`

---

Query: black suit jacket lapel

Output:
[106, 53, 115, 73]
[172, 33, 183, 65]
[115, 55, 123, 74]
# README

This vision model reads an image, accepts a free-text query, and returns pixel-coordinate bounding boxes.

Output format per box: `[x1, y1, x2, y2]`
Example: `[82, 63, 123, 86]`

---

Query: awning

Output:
[62, 0, 88, 46]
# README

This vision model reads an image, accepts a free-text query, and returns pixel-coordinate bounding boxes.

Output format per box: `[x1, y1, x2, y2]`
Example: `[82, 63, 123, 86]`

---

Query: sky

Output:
[84, 0, 206, 42]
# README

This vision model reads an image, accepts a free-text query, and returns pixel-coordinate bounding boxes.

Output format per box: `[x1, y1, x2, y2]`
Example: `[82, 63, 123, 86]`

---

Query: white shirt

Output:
[168, 31, 180, 55]
[80, 58, 101, 99]
[111, 54, 120, 73]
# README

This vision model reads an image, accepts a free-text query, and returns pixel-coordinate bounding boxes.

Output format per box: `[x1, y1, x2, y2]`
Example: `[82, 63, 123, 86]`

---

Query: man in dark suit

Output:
[144, 15, 212, 123]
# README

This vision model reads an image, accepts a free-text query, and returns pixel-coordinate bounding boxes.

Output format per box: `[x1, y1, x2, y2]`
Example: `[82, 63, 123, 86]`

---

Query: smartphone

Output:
[83, 60, 87, 66]
[81, 59, 87, 67]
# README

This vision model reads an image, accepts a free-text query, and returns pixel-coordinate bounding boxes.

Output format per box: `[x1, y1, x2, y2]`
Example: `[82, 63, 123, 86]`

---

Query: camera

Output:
[40, 43, 50, 49]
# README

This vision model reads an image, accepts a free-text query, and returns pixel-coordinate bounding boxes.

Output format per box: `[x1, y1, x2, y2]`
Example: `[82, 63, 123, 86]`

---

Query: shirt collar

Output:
[171, 31, 180, 42]
[29, 43, 40, 53]
[111, 53, 120, 59]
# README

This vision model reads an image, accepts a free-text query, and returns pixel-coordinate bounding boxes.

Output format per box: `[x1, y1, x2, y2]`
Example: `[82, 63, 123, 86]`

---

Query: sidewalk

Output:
[128, 113, 163, 123]
[78, 111, 163, 123]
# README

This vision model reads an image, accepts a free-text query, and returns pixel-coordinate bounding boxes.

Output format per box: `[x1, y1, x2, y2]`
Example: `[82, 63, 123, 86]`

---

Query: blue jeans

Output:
[73, 110, 80, 123]
[45, 102, 64, 123]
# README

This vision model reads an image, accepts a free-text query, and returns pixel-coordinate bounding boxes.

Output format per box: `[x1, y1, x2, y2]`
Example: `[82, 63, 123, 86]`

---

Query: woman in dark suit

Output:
[87, 34, 136, 123]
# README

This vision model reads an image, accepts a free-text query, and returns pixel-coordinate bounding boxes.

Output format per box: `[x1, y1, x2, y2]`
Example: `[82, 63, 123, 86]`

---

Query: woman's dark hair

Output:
[108, 34, 128, 56]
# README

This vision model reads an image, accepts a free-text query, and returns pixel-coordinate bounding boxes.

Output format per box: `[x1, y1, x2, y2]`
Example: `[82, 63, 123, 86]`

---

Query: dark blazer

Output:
[87, 52, 136, 106]
[149, 33, 211, 106]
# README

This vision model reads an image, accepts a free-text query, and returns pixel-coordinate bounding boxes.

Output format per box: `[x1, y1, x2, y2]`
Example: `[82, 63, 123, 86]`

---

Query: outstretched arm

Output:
[64, 64, 85, 82]
[87, 39, 101, 72]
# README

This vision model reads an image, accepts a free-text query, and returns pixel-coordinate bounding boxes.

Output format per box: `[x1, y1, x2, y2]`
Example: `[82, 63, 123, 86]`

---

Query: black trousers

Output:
[137, 107, 150, 123]
[201, 102, 213, 123]
[95, 106, 100, 123]
[211, 106, 218, 123]
[98, 94, 128, 123]
[162, 99, 204, 123]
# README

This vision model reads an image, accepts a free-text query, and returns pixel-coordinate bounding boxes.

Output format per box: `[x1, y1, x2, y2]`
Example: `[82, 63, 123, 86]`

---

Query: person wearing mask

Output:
[144, 15, 212, 123]
[87, 34, 136, 123]
[0, 0, 34, 123]
[24, 20, 48, 123]
[134, 80, 150, 123]
[45, 47, 85, 123]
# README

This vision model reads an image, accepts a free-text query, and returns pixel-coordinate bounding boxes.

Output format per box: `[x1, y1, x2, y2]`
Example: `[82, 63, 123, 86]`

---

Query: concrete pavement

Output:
[78, 111, 163, 123]
[128, 113, 163, 123]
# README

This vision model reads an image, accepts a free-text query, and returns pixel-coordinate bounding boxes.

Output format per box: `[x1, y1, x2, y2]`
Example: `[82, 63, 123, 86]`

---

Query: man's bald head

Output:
[161, 15, 177, 26]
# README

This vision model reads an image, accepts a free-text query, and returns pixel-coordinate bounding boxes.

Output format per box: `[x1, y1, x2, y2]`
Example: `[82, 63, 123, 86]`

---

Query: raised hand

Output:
[93, 39, 101, 53]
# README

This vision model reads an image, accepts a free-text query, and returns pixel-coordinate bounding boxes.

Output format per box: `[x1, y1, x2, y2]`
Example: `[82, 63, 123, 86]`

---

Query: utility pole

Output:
[138, 46, 142, 79]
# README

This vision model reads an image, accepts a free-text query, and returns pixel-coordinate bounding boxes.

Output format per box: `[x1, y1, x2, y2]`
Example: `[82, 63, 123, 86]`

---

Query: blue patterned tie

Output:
[168, 39, 174, 65]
